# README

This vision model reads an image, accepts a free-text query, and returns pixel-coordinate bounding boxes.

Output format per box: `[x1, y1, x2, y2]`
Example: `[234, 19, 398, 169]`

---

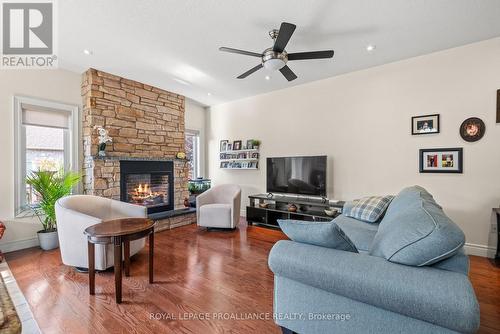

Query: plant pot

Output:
[37, 230, 59, 250]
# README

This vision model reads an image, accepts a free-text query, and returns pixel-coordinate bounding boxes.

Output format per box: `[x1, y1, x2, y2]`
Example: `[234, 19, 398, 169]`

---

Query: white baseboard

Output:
[464, 242, 496, 258]
[1, 237, 39, 253]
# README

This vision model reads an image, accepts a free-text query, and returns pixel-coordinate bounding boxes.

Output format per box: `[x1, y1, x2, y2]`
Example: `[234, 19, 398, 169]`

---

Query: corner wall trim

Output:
[464, 242, 495, 258]
[1, 237, 39, 254]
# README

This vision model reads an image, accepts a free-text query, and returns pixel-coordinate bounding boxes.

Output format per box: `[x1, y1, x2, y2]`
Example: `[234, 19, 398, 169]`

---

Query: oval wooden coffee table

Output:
[84, 218, 155, 303]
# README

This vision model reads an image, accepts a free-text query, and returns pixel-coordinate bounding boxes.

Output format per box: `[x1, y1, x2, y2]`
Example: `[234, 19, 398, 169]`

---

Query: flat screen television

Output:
[266, 156, 327, 197]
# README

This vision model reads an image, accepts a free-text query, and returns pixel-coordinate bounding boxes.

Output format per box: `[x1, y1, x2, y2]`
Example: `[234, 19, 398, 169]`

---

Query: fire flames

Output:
[129, 183, 164, 205]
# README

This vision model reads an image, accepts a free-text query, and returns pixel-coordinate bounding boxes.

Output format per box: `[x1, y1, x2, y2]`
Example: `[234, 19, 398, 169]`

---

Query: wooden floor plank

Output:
[5, 219, 500, 334]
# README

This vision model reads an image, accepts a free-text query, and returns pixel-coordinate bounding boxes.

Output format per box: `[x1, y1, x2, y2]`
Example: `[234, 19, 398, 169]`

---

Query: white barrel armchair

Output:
[196, 184, 241, 229]
[55, 195, 147, 270]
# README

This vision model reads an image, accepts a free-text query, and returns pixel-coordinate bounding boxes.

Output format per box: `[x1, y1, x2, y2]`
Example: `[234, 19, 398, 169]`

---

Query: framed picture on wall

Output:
[412, 114, 440, 135]
[419, 148, 463, 173]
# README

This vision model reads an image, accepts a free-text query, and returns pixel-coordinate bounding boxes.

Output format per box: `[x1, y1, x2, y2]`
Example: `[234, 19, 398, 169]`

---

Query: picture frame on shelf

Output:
[419, 148, 463, 173]
[411, 114, 440, 135]
[246, 139, 254, 149]
[220, 140, 229, 152]
[233, 140, 242, 150]
[227, 143, 232, 151]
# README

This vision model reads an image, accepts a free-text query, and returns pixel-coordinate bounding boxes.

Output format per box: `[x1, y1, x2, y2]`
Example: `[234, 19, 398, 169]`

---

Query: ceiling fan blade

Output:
[219, 47, 262, 57]
[237, 64, 264, 79]
[288, 50, 334, 61]
[279, 65, 297, 81]
[273, 22, 296, 53]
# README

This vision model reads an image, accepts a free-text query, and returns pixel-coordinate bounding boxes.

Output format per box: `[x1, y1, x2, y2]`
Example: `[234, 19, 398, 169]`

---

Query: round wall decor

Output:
[460, 117, 485, 142]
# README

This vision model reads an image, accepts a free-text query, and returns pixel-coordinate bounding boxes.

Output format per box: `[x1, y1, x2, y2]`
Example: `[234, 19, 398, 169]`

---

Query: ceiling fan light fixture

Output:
[263, 58, 286, 71]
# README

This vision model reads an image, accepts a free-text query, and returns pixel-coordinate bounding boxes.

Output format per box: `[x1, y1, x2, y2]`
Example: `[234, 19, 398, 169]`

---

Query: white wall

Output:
[0, 69, 82, 252]
[207, 37, 500, 257]
[185, 98, 208, 178]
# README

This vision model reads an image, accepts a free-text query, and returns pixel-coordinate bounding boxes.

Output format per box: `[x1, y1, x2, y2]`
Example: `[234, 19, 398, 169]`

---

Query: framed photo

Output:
[246, 139, 254, 149]
[419, 148, 463, 173]
[412, 114, 440, 135]
[233, 140, 242, 150]
[460, 117, 485, 142]
[220, 140, 229, 152]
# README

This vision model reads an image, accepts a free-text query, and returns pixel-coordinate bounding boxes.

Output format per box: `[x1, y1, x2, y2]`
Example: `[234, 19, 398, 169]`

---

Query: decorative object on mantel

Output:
[176, 152, 186, 160]
[496, 90, 500, 123]
[288, 204, 298, 212]
[220, 139, 261, 170]
[419, 148, 463, 174]
[460, 117, 485, 142]
[94, 126, 112, 157]
[411, 114, 440, 135]
[26, 170, 81, 250]
[0, 222, 5, 262]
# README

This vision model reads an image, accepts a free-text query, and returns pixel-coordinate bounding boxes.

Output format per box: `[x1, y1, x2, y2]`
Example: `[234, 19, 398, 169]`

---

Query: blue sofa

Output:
[268, 186, 480, 334]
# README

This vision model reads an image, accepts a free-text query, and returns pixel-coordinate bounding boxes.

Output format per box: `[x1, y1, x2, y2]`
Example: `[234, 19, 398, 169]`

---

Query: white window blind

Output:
[22, 108, 70, 129]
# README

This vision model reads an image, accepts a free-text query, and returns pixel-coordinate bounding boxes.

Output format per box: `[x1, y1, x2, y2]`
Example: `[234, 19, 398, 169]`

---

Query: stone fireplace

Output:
[81, 69, 194, 229]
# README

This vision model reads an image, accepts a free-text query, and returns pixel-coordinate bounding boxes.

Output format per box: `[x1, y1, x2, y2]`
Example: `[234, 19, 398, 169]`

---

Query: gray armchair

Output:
[196, 184, 241, 229]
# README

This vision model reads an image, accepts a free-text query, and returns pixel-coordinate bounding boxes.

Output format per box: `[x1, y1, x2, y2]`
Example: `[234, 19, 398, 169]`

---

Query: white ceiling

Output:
[59, 0, 500, 106]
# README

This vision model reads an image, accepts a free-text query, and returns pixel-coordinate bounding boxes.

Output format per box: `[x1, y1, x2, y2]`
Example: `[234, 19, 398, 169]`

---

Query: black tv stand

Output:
[246, 194, 344, 229]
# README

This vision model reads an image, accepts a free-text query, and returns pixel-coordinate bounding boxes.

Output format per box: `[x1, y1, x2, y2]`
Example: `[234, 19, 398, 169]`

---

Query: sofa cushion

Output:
[370, 186, 465, 266]
[343, 195, 394, 223]
[277, 219, 358, 253]
[333, 215, 379, 253]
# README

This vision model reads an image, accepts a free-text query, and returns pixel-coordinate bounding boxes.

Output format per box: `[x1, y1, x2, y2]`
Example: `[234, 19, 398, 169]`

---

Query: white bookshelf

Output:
[219, 141, 260, 170]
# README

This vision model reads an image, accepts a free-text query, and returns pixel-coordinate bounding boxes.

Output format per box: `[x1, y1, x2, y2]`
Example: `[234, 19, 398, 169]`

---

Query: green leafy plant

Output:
[252, 139, 261, 147]
[26, 170, 81, 232]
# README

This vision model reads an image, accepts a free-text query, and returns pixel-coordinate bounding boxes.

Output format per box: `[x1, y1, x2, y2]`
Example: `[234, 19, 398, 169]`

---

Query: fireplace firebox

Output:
[120, 160, 174, 214]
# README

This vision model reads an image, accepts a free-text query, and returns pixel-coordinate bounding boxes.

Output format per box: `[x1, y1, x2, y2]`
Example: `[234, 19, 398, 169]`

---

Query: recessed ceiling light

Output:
[207, 92, 212, 96]
[83, 49, 93, 55]
[265, 75, 270, 80]
[366, 44, 376, 53]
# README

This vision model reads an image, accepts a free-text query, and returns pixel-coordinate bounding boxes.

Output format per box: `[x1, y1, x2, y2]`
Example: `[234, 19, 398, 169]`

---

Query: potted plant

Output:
[252, 139, 261, 150]
[26, 170, 81, 250]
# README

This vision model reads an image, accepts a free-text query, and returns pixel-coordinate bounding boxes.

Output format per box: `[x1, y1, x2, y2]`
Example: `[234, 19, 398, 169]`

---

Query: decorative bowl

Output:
[324, 208, 338, 217]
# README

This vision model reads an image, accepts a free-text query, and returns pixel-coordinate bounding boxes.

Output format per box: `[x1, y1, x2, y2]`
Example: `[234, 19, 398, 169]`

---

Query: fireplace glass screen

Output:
[124, 173, 170, 208]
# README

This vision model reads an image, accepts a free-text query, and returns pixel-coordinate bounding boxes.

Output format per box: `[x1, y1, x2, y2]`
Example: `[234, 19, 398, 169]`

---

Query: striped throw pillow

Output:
[343, 195, 394, 223]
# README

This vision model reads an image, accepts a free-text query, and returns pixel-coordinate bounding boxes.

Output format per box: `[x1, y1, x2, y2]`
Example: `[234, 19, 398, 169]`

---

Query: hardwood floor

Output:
[5, 220, 500, 334]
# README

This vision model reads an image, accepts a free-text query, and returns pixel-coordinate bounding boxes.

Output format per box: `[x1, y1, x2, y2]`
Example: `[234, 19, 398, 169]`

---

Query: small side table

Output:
[493, 209, 500, 262]
[84, 218, 155, 303]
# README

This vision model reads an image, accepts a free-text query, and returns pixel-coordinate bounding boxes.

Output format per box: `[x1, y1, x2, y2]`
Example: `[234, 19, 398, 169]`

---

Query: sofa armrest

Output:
[268, 240, 479, 334]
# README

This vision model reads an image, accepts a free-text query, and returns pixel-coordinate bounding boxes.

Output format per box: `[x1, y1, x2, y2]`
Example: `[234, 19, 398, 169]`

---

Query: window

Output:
[14, 96, 79, 214]
[185, 129, 200, 180]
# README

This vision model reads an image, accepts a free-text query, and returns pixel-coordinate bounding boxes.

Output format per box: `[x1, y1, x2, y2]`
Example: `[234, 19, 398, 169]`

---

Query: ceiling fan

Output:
[219, 22, 334, 82]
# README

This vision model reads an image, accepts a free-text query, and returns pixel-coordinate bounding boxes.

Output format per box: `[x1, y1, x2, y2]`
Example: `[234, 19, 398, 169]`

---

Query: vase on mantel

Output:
[98, 143, 107, 157]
